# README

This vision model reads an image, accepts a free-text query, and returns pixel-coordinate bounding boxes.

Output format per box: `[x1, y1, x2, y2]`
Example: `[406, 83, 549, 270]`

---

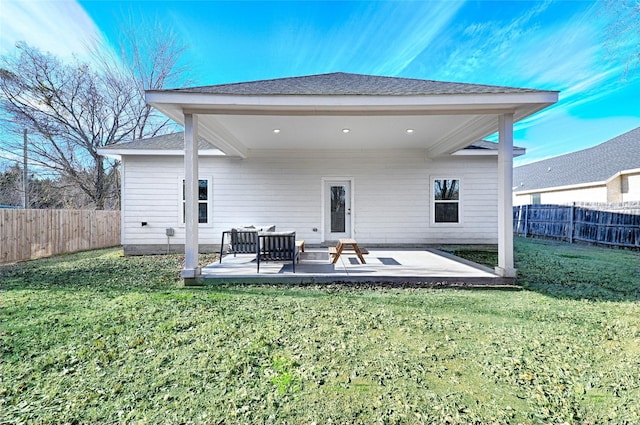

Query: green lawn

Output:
[1, 238, 639, 424]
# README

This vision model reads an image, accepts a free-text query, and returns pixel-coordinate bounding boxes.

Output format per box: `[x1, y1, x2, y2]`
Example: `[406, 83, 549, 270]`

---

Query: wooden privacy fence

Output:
[0, 209, 121, 264]
[513, 202, 640, 248]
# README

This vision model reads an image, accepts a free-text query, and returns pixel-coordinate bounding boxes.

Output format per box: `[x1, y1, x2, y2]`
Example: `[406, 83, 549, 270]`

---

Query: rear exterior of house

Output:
[117, 144, 502, 255]
[100, 72, 559, 277]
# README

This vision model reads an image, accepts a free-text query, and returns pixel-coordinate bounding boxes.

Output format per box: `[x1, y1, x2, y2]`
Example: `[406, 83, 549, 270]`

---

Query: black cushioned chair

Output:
[257, 232, 296, 273]
[219, 229, 259, 263]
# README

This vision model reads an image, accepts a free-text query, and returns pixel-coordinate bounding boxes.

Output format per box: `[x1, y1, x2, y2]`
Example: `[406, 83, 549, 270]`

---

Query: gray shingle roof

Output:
[165, 72, 549, 96]
[514, 127, 640, 193]
[101, 132, 219, 151]
[465, 140, 504, 150]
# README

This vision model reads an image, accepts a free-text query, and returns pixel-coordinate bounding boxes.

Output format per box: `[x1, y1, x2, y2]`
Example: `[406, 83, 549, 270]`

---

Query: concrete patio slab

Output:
[197, 248, 513, 286]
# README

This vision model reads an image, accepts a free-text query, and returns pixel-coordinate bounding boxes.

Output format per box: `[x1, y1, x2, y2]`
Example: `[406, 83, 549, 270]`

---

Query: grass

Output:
[448, 237, 640, 301]
[1, 238, 639, 424]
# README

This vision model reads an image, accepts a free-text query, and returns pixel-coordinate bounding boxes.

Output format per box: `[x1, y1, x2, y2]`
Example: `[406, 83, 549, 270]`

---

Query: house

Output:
[99, 72, 558, 279]
[513, 127, 640, 206]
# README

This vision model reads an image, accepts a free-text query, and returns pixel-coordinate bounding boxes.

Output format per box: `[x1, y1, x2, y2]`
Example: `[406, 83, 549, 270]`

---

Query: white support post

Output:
[496, 113, 516, 278]
[182, 113, 200, 279]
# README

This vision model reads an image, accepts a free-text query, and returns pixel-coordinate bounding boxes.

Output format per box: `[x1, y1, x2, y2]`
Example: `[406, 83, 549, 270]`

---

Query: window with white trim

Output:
[181, 178, 211, 224]
[433, 178, 460, 223]
[531, 193, 541, 204]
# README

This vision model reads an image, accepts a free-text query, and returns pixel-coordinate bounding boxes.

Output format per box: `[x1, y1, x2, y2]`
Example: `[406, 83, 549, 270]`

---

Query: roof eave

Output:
[453, 147, 526, 157]
[145, 90, 559, 115]
[144, 89, 558, 158]
[97, 148, 226, 158]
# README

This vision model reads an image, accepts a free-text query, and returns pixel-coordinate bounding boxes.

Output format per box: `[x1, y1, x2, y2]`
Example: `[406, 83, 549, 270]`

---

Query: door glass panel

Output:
[330, 185, 346, 233]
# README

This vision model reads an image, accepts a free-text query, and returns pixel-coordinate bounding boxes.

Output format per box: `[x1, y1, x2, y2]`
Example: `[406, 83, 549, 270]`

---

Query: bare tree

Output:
[602, 0, 640, 76]
[0, 18, 188, 209]
[93, 15, 190, 140]
[0, 163, 68, 209]
[0, 163, 23, 207]
[1, 44, 132, 209]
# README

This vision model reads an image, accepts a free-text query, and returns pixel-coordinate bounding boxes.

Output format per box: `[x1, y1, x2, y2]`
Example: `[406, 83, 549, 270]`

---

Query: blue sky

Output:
[1, 0, 639, 166]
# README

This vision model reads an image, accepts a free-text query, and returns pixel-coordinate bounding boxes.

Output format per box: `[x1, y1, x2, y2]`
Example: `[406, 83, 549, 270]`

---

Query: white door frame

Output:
[321, 177, 354, 242]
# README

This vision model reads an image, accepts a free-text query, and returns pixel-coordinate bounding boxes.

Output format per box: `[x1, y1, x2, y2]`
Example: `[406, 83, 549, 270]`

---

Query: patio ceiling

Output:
[146, 90, 558, 158]
[201, 114, 483, 152]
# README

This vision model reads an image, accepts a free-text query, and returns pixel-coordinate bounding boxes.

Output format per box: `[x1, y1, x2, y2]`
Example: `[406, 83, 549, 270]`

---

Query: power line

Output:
[0, 145, 21, 153]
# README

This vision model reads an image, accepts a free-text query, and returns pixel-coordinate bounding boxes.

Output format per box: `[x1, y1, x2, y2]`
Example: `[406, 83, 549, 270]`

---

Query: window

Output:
[182, 179, 210, 224]
[531, 193, 541, 204]
[433, 178, 460, 223]
[621, 176, 629, 194]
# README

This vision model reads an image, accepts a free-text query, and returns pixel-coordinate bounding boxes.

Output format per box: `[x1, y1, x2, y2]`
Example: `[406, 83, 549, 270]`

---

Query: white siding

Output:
[513, 171, 640, 206]
[121, 150, 499, 247]
[514, 186, 609, 206]
[622, 172, 640, 202]
[541, 186, 606, 204]
[513, 193, 530, 207]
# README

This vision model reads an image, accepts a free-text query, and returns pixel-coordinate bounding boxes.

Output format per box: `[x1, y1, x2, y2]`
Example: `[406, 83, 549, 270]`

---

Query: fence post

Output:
[569, 202, 575, 244]
[524, 204, 528, 238]
[23, 129, 29, 209]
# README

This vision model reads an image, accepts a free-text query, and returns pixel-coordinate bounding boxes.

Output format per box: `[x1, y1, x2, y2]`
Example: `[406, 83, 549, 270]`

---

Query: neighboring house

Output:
[99, 72, 558, 278]
[513, 127, 640, 206]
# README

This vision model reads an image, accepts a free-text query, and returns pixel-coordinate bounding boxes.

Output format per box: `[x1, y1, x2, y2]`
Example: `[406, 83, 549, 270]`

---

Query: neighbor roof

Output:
[166, 72, 550, 96]
[514, 127, 640, 193]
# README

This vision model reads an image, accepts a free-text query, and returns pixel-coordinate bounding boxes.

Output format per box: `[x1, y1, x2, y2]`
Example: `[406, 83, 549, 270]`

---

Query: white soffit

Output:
[202, 114, 480, 151]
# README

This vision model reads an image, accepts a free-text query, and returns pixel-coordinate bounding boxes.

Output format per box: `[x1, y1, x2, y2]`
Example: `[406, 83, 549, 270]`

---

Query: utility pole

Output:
[23, 129, 28, 209]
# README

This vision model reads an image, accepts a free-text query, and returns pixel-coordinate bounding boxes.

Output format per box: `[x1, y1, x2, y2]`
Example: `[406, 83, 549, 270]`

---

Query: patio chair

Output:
[257, 232, 296, 273]
[219, 229, 259, 263]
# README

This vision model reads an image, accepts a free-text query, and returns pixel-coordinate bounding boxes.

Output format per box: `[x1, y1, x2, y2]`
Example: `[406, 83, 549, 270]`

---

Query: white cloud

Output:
[0, 0, 104, 59]
[266, 1, 465, 78]
[370, 2, 465, 76]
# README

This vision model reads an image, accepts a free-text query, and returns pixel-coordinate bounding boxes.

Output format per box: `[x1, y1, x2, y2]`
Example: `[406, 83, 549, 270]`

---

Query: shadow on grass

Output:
[513, 237, 640, 302]
[0, 248, 182, 293]
[198, 282, 525, 300]
[443, 238, 640, 302]
[2, 241, 638, 303]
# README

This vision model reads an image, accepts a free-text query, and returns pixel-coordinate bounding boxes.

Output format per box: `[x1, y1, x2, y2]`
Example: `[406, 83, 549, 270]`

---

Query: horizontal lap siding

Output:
[121, 151, 498, 247]
[213, 157, 319, 240]
[541, 187, 606, 204]
[623, 173, 640, 202]
[356, 179, 429, 243]
[426, 157, 496, 244]
[122, 157, 187, 245]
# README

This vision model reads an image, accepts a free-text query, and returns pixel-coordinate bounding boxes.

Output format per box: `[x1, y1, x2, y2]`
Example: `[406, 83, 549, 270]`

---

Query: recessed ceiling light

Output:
[406, 129, 415, 134]
[273, 129, 281, 133]
[342, 128, 350, 133]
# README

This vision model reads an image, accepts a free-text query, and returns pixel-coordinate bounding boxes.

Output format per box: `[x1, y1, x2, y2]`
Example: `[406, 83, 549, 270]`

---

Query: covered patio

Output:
[144, 73, 558, 283]
[201, 247, 509, 285]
